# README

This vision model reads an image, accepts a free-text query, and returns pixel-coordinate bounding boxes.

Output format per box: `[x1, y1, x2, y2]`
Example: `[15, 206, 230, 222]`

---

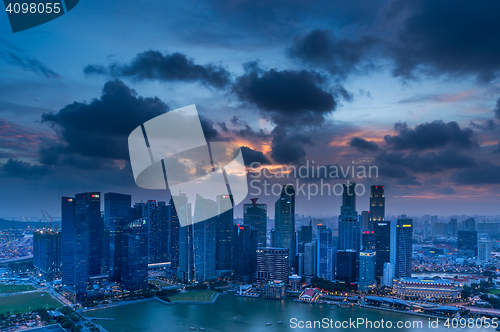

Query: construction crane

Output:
[44, 211, 58, 232]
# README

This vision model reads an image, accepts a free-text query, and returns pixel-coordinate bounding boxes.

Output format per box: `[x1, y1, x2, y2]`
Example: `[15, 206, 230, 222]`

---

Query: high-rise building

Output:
[358, 251, 376, 292]
[374, 221, 391, 279]
[274, 185, 295, 267]
[193, 195, 217, 282]
[303, 241, 316, 277]
[300, 223, 313, 243]
[231, 224, 258, 282]
[317, 226, 335, 281]
[478, 238, 492, 263]
[362, 231, 376, 251]
[177, 193, 194, 282]
[33, 229, 61, 281]
[146, 200, 162, 264]
[360, 211, 370, 231]
[121, 218, 148, 292]
[61, 192, 101, 302]
[256, 247, 289, 283]
[336, 250, 357, 284]
[243, 198, 267, 247]
[463, 218, 476, 231]
[395, 217, 413, 278]
[104, 193, 131, 282]
[382, 262, 395, 287]
[216, 195, 233, 273]
[338, 183, 360, 252]
[157, 201, 170, 264]
[167, 197, 180, 268]
[458, 231, 478, 257]
[448, 218, 458, 237]
[369, 185, 385, 228]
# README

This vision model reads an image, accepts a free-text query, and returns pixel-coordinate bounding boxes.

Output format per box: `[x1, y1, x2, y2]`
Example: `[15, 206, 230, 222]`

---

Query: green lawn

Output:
[0, 291, 61, 315]
[149, 280, 174, 287]
[0, 284, 36, 294]
[489, 289, 500, 295]
[168, 289, 218, 302]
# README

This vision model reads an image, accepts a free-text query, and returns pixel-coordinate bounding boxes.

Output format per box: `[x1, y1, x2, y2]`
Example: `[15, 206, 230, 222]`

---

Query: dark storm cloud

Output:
[388, 0, 500, 82]
[450, 162, 500, 185]
[84, 50, 231, 89]
[233, 65, 336, 127]
[218, 116, 269, 140]
[240, 146, 271, 166]
[270, 127, 312, 165]
[287, 29, 378, 79]
[348, 137, 379, 153]
[2, 159, 50, 178]
[40, 80, 168, 164]
[375, 150, 476, 174]
[199, 116, 221, 141]
[0, 39, 61, 79]
[384, 121, 479, 151]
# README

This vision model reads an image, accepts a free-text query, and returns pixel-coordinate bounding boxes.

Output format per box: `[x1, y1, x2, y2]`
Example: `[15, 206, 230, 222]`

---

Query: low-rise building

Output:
[264, 280, 286, 300]
[393, 277, 461, 300]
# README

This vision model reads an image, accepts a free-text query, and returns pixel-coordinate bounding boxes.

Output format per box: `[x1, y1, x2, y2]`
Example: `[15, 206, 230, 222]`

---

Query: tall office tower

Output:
[381, 262, 395, 287]
[358, 251, 376, 292]
[193, 195, 217, 282]
[458, 231, 478, 257]
[369, 185, 385, 228]
[216, 195, 233, 273]
[361, 211, 370, 231]
[146, 200, 162, 264]
[448, 219, 458, 237]
[177, 193, 194, 282]
[104, 193, 131, 282]
[256, 247, 290, 283]
[243, 198, 267, 247]
[61, 197, 77, 293]
[303, 241, 316, 277]
[464, 218, 476, 231]
[274, 185, 295, 266]
[33, 229, 61, 281]
[76, 193, 102, 277]
[121, 218, 148, 292]
[157, 201, 170, 263]
[61, 192, 101, 302]
[132, 202, 146, 219]
[478, 238, 492, 263]
[300, 223, 313, 243]
[317, 226, 336, 281]
[374, 221, 391, 279]
[395, 218, 413, 278]
[270, 228, 275, 247]
[338, 182, 360, 252]
[336, 250, 357, 284]
[362, 230, 376, 251]
[167, 197, 180, 268]
[231, 224, 258, 282]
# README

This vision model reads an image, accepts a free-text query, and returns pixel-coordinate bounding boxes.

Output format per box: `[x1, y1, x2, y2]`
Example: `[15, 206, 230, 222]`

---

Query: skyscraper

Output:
[216, 195, 233, 273]
[303, 241, 316, 277]
[374, 221, 391, 279]
[121, 218, 148, 292]
[167, 196, 180, 268]
[61, 192, 101, 302]
[464, 218, 476, 231]
[336, 250, 357, 284]
[478, 238, 492, 263]
[338, 182, 360, 252]
[104, 193, 131, 282]
[358, 251, 376, 292]
[317, 225, 335, 281]
[231, 224, 258, 282]
[177, 193, 194, 282]
[458, 231, 478, 257]
[146, 200, 162, 264]
[256, 247, 289, 283]
[33, 229, 61, 281]
[243, 198, 267, 247]
[274, 185, 295, 267]
[395, 217, 413, 278]
[193, 194, 217, 282]
[369, 185, 385, 227]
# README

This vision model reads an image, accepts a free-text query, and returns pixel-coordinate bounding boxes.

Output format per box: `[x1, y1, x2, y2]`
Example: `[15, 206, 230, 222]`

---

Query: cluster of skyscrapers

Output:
[33, 182, 414, 302]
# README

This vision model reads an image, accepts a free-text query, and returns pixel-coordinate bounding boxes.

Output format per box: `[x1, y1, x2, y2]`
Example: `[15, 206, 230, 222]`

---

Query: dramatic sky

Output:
[1, 0, 500, 219]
